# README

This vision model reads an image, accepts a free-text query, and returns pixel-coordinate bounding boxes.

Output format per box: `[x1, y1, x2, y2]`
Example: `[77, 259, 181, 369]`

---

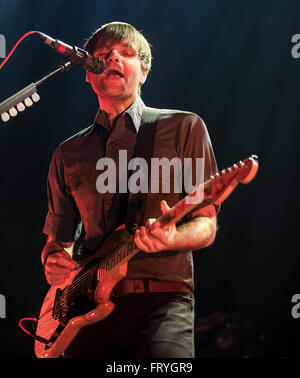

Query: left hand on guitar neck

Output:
[134, 200, 176, 253]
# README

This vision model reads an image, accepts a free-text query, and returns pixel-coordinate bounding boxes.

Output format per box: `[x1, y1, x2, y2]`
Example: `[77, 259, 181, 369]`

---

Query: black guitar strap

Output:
[73, 106, 160, 259]
[125, 106, 160, 234]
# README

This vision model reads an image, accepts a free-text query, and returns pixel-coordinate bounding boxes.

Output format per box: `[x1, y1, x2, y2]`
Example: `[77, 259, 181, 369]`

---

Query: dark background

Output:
[0, 0, 299, 358]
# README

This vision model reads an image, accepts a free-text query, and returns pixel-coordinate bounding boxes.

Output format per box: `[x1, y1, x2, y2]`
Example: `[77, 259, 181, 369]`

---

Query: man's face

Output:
[86, 40, 148, 102]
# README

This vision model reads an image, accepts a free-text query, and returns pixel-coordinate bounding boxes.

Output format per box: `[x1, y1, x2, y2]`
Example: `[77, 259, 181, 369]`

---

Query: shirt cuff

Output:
[43, 212, 76, 242]
[187, 204, 219, 219]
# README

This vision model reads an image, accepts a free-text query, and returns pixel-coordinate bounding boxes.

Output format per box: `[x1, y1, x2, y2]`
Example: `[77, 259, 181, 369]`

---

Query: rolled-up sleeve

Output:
[43, 146, 79, 242]
[177, 114, 220, 218]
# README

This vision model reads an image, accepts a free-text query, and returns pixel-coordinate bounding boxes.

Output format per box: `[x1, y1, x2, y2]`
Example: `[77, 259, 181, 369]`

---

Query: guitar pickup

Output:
[52, 289, 62, 320]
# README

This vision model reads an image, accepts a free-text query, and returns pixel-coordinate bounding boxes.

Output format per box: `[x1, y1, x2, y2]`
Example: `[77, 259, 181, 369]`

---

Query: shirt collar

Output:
[93, 96, 145, 133]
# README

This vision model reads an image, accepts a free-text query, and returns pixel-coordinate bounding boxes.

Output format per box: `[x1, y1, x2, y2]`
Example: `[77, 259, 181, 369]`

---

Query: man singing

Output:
[41, 21, 218, 358]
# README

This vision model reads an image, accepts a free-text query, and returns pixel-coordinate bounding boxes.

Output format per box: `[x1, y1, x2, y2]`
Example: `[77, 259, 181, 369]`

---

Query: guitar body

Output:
[35, 226, 131, 358]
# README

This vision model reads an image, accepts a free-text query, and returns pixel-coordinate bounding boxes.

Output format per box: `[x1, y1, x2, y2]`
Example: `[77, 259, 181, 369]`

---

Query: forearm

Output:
[134, 200, 218, 253]
[170, 216, 217, 252]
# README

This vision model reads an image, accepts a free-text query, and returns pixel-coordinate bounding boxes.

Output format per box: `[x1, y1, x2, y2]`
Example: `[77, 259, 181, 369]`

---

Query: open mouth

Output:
[105, 69, 124, 78]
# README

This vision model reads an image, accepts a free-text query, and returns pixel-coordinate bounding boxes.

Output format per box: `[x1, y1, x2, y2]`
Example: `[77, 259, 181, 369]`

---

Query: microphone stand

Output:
[0, 60, 72, 122]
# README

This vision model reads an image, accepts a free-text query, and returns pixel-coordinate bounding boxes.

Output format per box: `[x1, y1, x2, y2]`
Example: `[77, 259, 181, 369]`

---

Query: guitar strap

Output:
[125, 106, 160, 234]
[73, 106, 160, 258]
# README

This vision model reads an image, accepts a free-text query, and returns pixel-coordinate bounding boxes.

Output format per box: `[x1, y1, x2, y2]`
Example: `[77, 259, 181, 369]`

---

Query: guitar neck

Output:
[157, 182, 214, 228]
[94, 155, 259, 277]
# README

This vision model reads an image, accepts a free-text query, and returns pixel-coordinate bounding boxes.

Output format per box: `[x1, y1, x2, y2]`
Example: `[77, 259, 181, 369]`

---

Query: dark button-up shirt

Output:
[43, 97, 218, 289]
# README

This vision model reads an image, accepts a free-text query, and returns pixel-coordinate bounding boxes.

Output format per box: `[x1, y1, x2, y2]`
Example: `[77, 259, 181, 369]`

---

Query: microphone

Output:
[34, 31, 105, 74]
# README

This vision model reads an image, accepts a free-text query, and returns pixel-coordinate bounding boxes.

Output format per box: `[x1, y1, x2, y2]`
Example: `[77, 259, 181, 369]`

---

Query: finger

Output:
[48, 251, 75, 262]
[160, 200, 170, 214]
[151, 222, 176, 245]
[142, 226, 166, 251]
[150, 226, 169, 239]
[45, 272, 69, 286]
[135, 228, 158, 252]
[149, 220, 171, 238]
[134, 229, 150, 251]
[145, 218, 156, 227]
[47, 253, 76, 269]
[44, 264, 73, 276]
[48, 278, 67, 287]
[139, 226, 156, 250]
[149, 220, 162, 232]
[45, 271, 68, 282]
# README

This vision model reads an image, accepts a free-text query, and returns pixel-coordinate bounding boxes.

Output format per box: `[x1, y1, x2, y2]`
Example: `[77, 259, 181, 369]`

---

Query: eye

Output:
[121, 48, 136, 57]
[95, 48, 110, 57]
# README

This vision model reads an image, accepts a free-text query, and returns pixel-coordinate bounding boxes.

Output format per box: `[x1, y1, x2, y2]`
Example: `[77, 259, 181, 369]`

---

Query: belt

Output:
[112, 279, 191, 297]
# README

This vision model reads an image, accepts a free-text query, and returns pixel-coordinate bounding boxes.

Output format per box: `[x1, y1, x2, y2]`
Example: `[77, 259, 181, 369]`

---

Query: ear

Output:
[140, 69, 149, 85]
[86, 71, 91, 83]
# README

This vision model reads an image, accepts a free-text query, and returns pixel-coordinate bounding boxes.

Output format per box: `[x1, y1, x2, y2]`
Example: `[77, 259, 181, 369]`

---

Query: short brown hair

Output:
[84, 22, 152, 72]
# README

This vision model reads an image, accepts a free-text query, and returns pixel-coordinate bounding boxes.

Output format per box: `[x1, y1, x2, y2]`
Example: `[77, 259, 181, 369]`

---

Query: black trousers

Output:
[63, 292, 195, 358]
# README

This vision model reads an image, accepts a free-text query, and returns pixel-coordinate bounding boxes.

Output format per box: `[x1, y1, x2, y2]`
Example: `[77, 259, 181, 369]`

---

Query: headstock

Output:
[206, 155, 259, 205]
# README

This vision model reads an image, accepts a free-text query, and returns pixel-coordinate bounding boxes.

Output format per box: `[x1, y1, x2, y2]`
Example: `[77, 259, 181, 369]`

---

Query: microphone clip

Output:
[68, 46, 105, 74]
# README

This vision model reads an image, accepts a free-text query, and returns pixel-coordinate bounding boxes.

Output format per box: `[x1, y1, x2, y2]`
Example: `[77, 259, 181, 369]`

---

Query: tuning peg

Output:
[24, 97, 33, 107]
[16, 102, 25, 112]
[1, 112, 10, 122]
[31, 92, 40, 102]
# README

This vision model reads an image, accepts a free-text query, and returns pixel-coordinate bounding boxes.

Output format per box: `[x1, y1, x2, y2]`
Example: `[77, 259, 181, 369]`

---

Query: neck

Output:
[97, 94, 138, 124]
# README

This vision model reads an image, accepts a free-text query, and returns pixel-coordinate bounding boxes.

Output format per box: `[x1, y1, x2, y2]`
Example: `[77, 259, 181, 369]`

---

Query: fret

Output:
[111, 255, 116, 269]
[115, 248, 123, 264]
[121, 242, 128, 259]
[97, 236, 137, 278]
[97, 269, 104, 280]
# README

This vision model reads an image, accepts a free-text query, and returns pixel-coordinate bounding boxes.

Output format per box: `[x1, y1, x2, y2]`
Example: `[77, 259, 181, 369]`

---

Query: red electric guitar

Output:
[27, 155, 259, 358]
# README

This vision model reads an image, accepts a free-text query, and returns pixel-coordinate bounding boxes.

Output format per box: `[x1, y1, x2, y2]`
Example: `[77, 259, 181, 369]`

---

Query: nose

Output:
[107, 49, 120, 62]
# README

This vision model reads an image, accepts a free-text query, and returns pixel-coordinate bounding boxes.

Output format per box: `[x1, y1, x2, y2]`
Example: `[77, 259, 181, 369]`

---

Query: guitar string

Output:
[63, 249, 141, 309]
[39, 241, 138, 335]
[61, 257, 129, 309]
[63, 246, 127, 299]
[59, 238, 137, 304]
[56, 255, 116, 309]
